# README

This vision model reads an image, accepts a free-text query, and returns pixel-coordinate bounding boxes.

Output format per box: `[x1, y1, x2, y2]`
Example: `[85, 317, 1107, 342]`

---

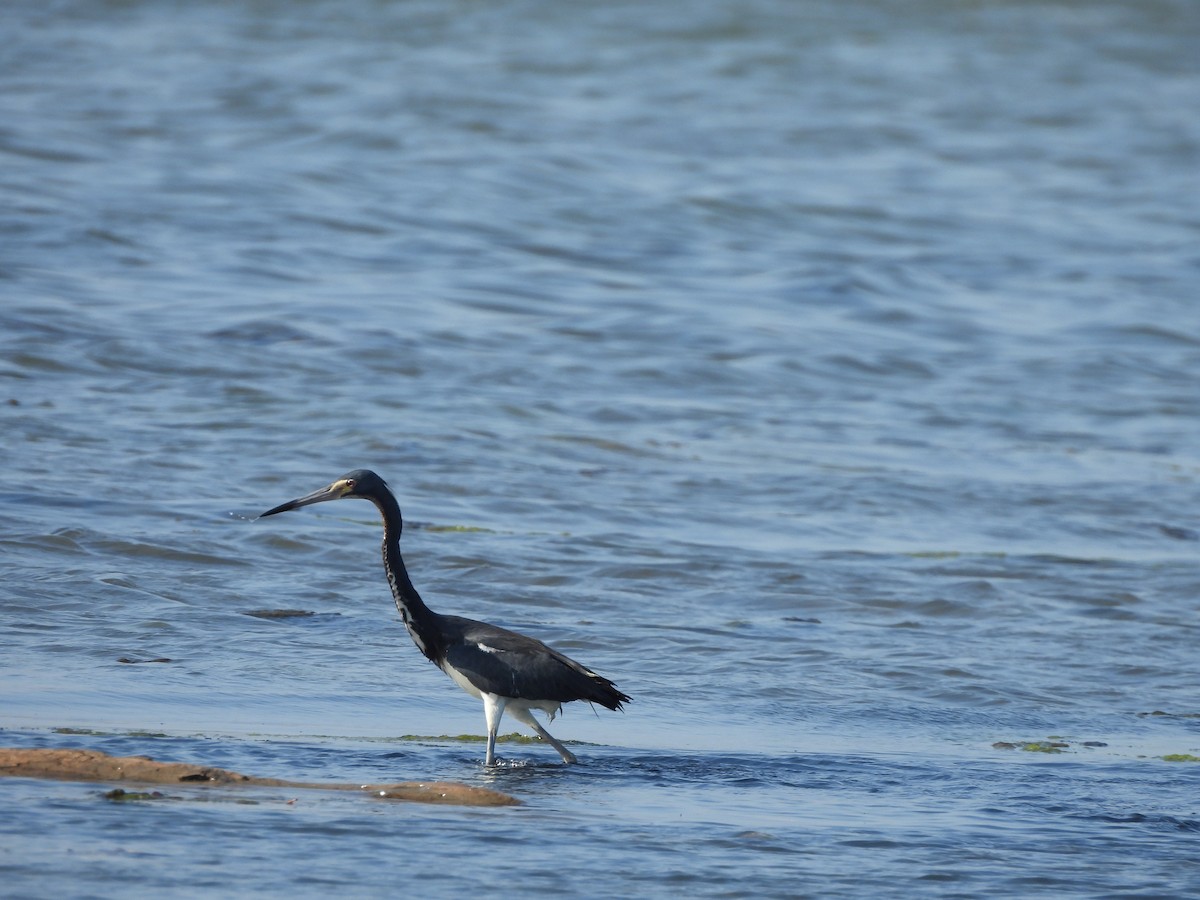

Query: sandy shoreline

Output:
[0, 747, 520, 806]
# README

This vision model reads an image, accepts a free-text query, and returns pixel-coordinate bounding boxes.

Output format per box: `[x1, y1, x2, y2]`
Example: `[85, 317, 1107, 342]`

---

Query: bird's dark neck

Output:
[372, 490, 443, 663]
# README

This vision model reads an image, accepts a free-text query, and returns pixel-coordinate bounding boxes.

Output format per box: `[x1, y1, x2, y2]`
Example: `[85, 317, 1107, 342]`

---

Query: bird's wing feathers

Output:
[440, 616, 627, 708]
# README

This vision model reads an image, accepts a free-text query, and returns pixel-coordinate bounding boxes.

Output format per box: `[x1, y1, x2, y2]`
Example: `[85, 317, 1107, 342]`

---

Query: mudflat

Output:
[0, 747, 519, 807]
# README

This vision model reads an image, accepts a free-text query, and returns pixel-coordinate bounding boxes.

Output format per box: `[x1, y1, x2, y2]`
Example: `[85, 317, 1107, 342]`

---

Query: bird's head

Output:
[259, 469, 390, 518]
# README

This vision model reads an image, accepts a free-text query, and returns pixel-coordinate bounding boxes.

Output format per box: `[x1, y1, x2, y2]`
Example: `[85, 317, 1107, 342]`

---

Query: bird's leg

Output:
[482, 693, 507, 767]
[511, 708, 577, 764]
[534, 722, 577, 765]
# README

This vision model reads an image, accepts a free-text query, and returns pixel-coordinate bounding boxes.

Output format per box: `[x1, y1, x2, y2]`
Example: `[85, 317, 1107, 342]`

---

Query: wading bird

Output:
[260, 469, 630, 766]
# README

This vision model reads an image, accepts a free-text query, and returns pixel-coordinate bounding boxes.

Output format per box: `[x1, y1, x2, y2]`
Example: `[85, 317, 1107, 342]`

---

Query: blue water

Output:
[3, 0, 1200, 896]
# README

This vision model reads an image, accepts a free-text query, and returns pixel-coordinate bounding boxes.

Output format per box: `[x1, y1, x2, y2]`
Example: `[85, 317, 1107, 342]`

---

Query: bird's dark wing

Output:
[439, 615, 629, 710]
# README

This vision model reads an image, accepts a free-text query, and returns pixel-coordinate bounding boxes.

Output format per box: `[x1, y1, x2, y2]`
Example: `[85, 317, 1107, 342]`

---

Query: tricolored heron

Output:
[260, 469, 630, 766]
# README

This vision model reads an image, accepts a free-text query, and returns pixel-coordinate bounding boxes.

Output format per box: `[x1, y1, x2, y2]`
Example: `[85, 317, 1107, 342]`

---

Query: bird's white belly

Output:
[441, 660, 483, 700]
[439, 660, 563, 720]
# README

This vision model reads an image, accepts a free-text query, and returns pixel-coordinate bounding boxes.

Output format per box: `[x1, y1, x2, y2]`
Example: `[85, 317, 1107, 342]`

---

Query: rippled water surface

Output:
[3, 0, 1199, 896]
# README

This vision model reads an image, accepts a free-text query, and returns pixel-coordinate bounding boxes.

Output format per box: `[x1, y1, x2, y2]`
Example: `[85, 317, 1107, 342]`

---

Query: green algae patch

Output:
[105, 788, 172, 802]
[993, 739, 1073, 754]
[1161, 754, 1200, 763]
[994, 736, 1110, 755]
[1020, 741, 1069, 754]
[397, 732, 544, 745]
[53, 727, 169, 739]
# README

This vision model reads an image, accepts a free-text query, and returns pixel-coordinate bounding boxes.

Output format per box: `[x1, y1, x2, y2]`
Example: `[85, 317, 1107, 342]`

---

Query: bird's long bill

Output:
[259, 479, 349, 518]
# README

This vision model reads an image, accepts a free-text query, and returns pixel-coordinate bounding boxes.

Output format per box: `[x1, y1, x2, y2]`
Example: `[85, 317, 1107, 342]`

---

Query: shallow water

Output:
[3, 0, 1200, 896]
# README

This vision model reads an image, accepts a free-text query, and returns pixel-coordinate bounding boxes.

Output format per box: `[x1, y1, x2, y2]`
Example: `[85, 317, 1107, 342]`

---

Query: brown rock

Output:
[0, 747, 519, 807]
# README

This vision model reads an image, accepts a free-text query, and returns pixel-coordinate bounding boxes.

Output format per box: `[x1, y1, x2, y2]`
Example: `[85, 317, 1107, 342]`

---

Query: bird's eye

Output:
[345, 480, 355, 490]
